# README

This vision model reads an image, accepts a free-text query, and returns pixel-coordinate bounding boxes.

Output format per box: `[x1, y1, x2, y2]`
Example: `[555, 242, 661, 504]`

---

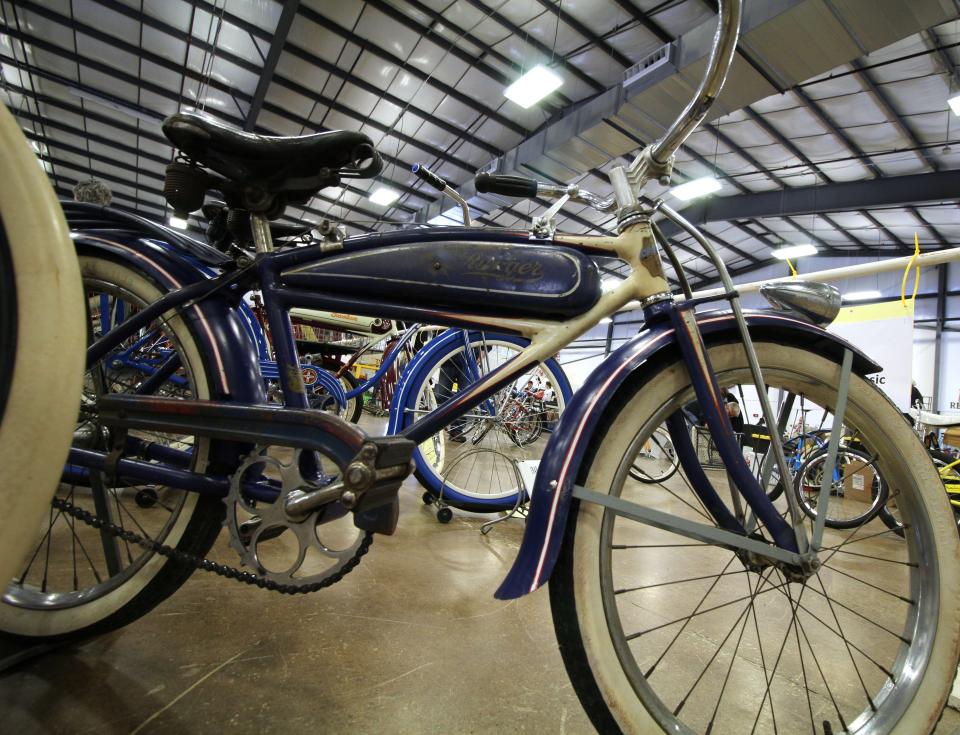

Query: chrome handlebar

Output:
[650, 0, 742, 164]
[457, 0, 742, 223]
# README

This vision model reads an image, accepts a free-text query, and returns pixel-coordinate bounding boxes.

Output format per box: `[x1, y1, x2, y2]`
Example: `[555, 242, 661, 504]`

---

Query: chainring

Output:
[224, 447, 367, 589]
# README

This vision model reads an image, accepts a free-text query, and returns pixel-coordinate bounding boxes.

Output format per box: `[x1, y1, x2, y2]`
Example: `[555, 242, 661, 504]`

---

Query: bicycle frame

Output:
[79, 211, 824, 550]
[69, 0, 879, 600]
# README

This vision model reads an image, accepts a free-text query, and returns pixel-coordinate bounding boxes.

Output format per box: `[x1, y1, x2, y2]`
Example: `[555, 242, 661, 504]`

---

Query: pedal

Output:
[284, 436, 414, 536]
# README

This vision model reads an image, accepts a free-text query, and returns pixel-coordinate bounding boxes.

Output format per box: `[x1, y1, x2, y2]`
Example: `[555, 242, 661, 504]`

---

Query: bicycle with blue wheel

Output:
[3, 2, 959, 732]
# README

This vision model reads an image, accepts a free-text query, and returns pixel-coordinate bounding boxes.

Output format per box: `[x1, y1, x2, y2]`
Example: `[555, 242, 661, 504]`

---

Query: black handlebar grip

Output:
[411, 163, 447, 192]
[474, 173, 538, 198]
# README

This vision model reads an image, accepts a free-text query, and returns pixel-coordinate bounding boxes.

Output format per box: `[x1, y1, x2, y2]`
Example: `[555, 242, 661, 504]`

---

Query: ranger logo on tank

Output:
[463, 253, 545, 284]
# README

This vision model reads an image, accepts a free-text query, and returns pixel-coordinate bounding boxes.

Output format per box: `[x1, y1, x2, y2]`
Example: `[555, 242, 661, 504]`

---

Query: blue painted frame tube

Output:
[345, 323, 420, 399]
[66, 448, 278, 503]
[258, 260, 310, 410]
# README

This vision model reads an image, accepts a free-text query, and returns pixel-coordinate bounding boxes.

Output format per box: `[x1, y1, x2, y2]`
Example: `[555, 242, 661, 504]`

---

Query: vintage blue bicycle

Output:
[63, 200, 573, 514]
[3, 2, 958, 732]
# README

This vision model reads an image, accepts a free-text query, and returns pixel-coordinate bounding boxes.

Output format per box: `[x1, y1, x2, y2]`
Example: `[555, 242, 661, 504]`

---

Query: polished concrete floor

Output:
[2, 416, 960, 734]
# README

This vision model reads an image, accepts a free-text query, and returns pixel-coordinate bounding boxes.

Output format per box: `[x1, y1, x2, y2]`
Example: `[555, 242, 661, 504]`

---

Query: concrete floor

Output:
[2, 415, 960, 734]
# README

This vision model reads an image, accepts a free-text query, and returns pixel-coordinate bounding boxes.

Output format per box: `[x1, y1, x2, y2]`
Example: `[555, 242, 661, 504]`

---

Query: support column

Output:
[932, 264, 948, 410]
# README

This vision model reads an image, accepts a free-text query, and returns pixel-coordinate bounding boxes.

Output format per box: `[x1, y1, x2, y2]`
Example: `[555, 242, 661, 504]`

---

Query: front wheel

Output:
[550, 340, 960, 734]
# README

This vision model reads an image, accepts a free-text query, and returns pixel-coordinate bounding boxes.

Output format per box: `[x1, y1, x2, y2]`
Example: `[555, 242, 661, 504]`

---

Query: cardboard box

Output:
[843, 457, 876, 505]
[944, 428, 960, 449]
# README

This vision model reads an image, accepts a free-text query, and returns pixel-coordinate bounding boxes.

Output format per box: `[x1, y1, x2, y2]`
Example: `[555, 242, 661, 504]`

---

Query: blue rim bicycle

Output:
[4, 4, 959, 731]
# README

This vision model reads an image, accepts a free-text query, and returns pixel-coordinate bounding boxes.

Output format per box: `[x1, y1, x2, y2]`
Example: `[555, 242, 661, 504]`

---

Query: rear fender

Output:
[495, 310, 879, 600]
[74, 233, 265, 405]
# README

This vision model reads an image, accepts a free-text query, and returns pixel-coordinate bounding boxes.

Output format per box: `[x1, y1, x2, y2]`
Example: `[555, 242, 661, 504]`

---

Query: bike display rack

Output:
[427, 447, 529, 529]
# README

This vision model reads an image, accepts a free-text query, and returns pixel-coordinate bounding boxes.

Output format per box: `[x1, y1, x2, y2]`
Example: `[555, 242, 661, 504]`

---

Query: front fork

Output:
[631, 203, 828, 564]
[664, 302, 801, 553]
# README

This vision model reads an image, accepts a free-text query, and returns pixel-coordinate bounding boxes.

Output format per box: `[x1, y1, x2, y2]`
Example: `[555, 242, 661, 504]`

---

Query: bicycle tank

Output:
[281, 227, 601, 320]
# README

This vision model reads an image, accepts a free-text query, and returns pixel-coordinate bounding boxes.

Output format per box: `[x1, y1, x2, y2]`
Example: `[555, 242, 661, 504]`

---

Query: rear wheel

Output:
[793, 445, 887, 529]
[397, 331, 569, 512]
[550, 341, 959, 734]
[0, 255, 226, 641]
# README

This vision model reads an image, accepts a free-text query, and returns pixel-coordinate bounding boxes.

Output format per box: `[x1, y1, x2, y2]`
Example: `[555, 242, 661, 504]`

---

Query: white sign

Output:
[516, 459, 540, 494]
[828, 301, 914, 411]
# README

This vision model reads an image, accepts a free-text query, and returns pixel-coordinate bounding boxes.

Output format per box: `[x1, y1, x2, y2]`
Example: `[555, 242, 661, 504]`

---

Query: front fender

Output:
[495, 310, 879, 600]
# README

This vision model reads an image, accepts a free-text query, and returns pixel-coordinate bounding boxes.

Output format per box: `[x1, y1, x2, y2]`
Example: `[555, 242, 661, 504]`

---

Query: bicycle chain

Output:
[50, 497, 373, 595]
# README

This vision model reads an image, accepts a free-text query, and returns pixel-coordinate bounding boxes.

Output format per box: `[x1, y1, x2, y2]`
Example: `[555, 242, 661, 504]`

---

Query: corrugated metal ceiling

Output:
[1, 0, 958, 286]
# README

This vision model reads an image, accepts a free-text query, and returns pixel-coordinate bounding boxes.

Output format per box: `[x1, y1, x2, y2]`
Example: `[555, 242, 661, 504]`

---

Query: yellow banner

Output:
[832, 299, 914, 326]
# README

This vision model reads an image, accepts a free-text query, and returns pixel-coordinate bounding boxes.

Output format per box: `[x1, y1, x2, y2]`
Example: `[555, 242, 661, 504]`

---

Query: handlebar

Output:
[411, 163, 473, 226]
[650, 0, 741, 164]
[412, 163, 447, 192]
[475, 173, 539, 198]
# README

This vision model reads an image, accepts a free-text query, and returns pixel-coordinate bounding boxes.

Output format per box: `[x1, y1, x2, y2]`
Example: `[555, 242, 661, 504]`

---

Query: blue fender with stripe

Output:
[495, 309, 880, 600]
[74, 232, 266, 407]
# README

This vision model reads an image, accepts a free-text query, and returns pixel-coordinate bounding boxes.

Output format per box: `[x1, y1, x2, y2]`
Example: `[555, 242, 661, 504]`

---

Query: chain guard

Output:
[224, 447, 368, 589]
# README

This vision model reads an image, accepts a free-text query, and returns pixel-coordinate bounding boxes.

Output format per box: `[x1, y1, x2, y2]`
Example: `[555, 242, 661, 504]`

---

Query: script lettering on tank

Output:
[463, 253, 545, 284]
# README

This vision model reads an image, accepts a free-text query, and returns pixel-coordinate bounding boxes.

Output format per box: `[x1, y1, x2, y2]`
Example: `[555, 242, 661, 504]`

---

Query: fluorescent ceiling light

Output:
[504, 65, 563, 109]
[369, 187, 400, 206]
[168, 215, 188, 230]
[949, 94, 960, 117]
[670, 176, 721, 201]
[601, 277, 621, 292]
[772, 244, 818, 260]
[844, 290, 881, 302]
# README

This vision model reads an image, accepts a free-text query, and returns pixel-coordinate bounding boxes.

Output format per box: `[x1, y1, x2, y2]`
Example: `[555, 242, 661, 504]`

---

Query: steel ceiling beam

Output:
[656, 170, 960, 240]
[704, 121, 847, 256]
[531, 0, 632, 68]
[851, 59, 939, 172]
[0, 54, 439, 216]
[922, 27, 960, 91]
[3, 4, 487, 180]
[295, 3, 528, 137]
[91, 0, 504, 161]
[738, 106, 873, 250]
[362, 0, 564, 118]
[457, 0, 605, 94]
[245, 0, 300, 131]
[611, 0, 672, 44]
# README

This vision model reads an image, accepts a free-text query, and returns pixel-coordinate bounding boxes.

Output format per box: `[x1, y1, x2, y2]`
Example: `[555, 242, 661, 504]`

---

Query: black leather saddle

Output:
[161, 112, 382, 216]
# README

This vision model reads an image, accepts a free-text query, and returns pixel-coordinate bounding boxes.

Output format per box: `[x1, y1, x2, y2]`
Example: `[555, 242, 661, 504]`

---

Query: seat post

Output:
[250, 212, 274, 254]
